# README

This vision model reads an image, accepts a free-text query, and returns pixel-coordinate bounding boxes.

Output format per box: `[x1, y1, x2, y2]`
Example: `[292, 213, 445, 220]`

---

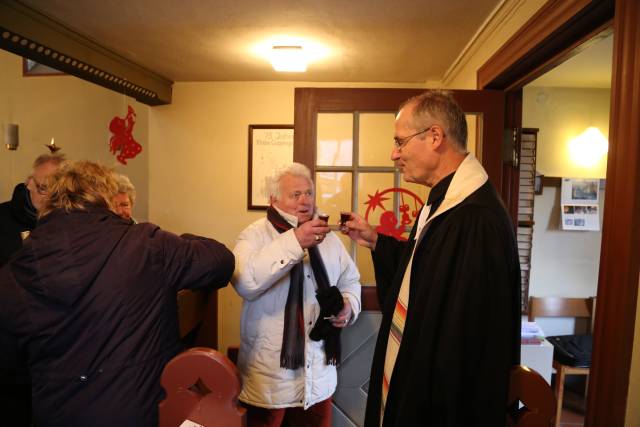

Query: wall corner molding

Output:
[442, 0, 528, 87]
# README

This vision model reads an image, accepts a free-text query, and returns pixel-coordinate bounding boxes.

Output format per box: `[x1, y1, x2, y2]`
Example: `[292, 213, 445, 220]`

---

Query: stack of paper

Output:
[521, 321, 545, 344]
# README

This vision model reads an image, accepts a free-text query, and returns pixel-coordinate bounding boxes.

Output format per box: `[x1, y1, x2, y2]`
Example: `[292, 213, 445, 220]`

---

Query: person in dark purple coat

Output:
[0, 160, 235, 427]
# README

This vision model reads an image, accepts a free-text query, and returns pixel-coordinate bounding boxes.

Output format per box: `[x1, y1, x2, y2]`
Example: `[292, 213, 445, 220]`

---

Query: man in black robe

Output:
[343, 90, 520, 426]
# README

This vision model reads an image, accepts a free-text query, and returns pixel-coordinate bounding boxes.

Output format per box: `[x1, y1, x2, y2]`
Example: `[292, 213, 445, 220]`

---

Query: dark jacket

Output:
[0, 183, 37, 267]
[365, 181, 521, 427]
[0, 183, 37, 426]
[0, 207, 235, 427]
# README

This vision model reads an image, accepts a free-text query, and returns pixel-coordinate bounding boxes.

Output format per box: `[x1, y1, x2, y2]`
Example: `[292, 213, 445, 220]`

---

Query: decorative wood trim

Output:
[477, 0, 614, 90]
[503, 90, 523, 223]
[588, 0, 640, 424]
[293, 88, 317, 171]
[0, 1, 172, 105]
[443, 0, 528, 86]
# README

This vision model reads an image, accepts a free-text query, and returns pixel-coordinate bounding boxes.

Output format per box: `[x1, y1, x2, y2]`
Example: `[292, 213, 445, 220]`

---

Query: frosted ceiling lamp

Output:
[568, 126, 609, 167]
[269, 45, 307, 72]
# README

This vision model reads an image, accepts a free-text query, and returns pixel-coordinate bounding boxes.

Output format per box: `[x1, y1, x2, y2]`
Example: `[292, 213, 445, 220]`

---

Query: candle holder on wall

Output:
[4, 123, 19, 150]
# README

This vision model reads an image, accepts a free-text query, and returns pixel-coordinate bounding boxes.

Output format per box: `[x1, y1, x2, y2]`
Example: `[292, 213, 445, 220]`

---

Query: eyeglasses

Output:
[288, 190, 314, 201]
[27, 176, 48, 195]
[393, 126, 433, 151]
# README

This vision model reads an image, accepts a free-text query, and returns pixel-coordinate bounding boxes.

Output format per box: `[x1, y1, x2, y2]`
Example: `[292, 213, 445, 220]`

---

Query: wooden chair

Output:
[507, 365, 557, 426]
[159, 347, 246, 427]
[528, 297, 595, 427]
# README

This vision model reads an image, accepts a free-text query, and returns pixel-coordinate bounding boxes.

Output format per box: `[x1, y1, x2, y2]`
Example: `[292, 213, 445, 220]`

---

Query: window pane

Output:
[316, 172, 352, 223]
[357, 173, 395, 226]
[359, 113, 395, 167]
[317, 113, 353, 166]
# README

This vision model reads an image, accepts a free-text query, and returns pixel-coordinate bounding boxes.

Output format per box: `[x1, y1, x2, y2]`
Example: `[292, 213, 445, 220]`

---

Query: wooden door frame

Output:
[293, 87, 505, 187]
[478, 0, 639, 425]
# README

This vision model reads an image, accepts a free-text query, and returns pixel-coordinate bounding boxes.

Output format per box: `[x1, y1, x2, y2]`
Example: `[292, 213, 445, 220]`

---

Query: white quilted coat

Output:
[231, 208, 361, 409]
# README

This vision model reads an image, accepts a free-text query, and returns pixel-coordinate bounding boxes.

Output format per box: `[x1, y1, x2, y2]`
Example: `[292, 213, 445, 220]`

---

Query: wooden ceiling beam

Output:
[0, 0, 173, 105]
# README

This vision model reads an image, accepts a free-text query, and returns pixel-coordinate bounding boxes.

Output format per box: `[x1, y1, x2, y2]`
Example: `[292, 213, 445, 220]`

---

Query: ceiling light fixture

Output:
[269, 45, 307, 72]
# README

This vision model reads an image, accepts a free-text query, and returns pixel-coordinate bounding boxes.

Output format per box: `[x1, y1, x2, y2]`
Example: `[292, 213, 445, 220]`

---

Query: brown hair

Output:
[39, 160, 119, 218]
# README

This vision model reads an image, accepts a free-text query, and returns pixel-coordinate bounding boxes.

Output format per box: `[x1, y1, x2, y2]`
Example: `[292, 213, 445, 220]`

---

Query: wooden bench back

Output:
[159, 347, 246, 427]
[507, 365, 557, 426]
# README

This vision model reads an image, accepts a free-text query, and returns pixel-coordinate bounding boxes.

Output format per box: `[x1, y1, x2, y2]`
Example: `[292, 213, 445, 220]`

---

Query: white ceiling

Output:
[19, 0, 501, 83]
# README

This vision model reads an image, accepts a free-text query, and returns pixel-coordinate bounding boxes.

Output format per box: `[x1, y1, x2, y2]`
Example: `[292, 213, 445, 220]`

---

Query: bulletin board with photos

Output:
[560, 178, 602, 231]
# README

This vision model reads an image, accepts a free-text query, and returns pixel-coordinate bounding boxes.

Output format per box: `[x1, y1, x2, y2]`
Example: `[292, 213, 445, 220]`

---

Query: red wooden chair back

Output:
[507, 365, 556, 427]
[159, 347, 246, 427]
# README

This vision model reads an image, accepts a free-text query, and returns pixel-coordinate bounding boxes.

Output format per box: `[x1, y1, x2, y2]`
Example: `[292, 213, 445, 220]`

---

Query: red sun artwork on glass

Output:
[364, 188, 424, 241]
[109, 105, 142, 165]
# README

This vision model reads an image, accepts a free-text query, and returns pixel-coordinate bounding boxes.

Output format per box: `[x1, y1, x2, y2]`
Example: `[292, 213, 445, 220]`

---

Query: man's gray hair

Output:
[33, 153, 66, 168]
[269, 162, 314, 200]
[114, 173, 136, 205]
[400, 89, 468, 152]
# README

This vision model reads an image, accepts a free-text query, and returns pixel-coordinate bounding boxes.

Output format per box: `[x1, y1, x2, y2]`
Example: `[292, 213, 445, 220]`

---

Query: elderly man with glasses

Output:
[343, 90, 521, 426]
[1, 152, 65, 267]
[113, 173, 137, 222]
[0, 152, 65, 427]
[231, 162, 361, 427]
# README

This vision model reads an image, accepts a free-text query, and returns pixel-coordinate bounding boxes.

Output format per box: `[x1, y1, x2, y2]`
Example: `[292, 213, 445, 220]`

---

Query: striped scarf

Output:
[267, 205, 340, 368]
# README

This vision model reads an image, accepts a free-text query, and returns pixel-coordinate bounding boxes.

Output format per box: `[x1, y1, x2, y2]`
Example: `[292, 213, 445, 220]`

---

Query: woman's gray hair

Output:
[115, 173, 136, 205]
[269, 162, 314, 200]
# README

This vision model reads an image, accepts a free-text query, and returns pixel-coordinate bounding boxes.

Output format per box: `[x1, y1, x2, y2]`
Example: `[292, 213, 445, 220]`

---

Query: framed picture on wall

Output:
[248, 125, 294, 210]
[22, 58, 65, 76]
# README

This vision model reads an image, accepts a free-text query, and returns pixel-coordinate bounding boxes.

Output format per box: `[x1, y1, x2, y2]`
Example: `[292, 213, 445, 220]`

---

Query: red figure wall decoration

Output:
[109, 105, 142, 165]
[364, 188, 424, 241]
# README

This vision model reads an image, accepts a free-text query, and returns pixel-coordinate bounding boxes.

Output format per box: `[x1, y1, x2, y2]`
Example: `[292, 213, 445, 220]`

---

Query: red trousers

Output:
[243, 397, 332, 427]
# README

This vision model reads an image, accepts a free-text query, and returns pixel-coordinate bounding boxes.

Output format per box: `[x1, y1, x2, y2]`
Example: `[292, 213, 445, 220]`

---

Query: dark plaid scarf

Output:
[267, 205, 342, 368]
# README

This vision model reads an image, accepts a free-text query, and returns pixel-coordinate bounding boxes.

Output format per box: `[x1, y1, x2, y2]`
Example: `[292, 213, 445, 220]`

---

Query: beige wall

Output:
[523, 86, 610, 178]
[523, 87, 608, 333]
[147, 80, 426, 353]
[0, 50, 150, 221]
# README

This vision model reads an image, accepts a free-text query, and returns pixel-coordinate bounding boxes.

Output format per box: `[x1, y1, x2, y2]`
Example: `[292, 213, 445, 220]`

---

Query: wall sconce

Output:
[568, 126, 608, 167]
[269, 45, 307, 72]
[4, 123, 19, 150]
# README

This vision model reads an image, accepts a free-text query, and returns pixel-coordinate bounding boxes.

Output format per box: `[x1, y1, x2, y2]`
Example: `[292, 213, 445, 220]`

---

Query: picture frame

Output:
[248, 125, 294, 210]
[22, 58, 65, 77]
